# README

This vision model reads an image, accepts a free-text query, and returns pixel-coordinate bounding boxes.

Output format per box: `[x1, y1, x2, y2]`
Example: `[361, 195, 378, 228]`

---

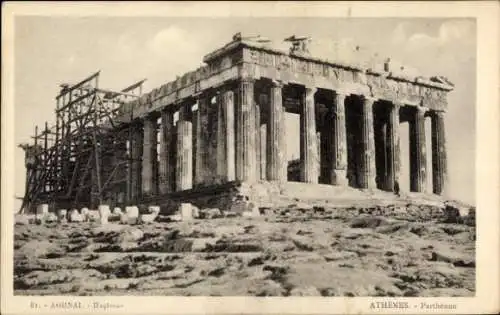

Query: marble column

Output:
[176, 104, 193, 191]
[128, 125, 143, 201]
[159, 109, 174, 194]
[195, 95, 208, 186]
[114, 139, 128, 203]
[192, 105, 197, 184]
[300, 86, 318, 183]
[330, 92, 349, 186]
[142, 115, 157, 196]
[359, 96, 377, 189]
[266, 80, 286, 182]
[431, 110, 447, 195]
[216, 89, 236, 182]
[260, 124, 267, 180]
[216, 92, 224, 182]
[410, 106, 427, 193]
[385, 102, 401, 192]
[255, 101, 261, 181]
[236, 79, 256, 182]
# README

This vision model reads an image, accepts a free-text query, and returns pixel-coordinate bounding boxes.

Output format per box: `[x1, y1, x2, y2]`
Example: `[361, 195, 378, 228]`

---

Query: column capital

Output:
[271, 79, 285, 88]
[392, 101, 405, 109]
[360, 95, 378, 102]
[430, 109, 446, 115]
[335, 89, 350, 97]
[305, 86, 317, 94]
[240, 77, 256, 84]
[416, 106, 429, 115]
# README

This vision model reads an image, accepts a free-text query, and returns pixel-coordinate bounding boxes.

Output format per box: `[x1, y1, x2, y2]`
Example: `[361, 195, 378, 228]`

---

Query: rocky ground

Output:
[14, 202, 475, 296]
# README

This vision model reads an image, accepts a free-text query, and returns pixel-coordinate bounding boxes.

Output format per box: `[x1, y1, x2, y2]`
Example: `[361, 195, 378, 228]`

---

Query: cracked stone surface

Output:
[14, 201, 475, 296]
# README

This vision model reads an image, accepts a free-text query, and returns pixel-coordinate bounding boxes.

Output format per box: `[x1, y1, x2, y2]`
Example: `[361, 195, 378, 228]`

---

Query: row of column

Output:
[131, 78, 448, 199]
[292, 88, 447, 194]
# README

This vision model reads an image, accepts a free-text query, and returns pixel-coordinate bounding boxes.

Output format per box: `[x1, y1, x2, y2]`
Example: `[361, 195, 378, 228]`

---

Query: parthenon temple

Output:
[20, 33, 454, 213]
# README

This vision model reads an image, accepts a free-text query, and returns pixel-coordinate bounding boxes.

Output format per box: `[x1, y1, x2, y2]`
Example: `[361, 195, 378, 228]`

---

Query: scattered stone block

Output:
[120, 212, 138, 225]
[98, 205, 111, 224]
[36, 204, 49, 216]
[200, 208, 223, 219]
[179, 203, 193, 221]
[112, 207, 122, 215]
[119, 213, 129, 224]
[86, 210, 100, 222]
[148, 206, 161, 214]
[80, 208, 90, 221]
[69, 209, 84, 222]
[44, 212, 58, 223]
[168, 214, 182, 222]
[57, 209, 67, 223]
[35, 214, 43, 224]
[139, 213, 157, 224]
[125, 206, 139, 219]
[192, 205, 200, 218]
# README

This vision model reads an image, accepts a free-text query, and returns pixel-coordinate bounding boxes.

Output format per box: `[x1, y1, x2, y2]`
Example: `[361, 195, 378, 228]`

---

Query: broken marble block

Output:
[68, 209, 83, 222]
[98, 205, 111, 224]
[179, 203, 193, 221]
[57, 209, 68, 223]
[36, 204, 49, 216]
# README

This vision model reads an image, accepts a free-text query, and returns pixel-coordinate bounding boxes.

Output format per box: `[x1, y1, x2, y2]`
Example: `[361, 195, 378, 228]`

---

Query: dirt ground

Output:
[13, 203, 475, 296]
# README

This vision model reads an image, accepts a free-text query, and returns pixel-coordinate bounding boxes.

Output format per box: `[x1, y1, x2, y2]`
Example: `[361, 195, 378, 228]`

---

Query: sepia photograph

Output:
[2, 1, 499, 314]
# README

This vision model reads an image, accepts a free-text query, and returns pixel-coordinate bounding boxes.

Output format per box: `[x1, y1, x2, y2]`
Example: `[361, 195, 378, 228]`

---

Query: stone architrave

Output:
[236, 79, 256, 182]
[266, 80, 286, 182]
[159, 109, 174, 194]
[176, 104, 193, 191]
[141, 115, 157, 196]
[431, 110, 448, 195]
[410, 106, 428, 193]
[300, 86, 318, 183]
[359, 96, 377, 189]
[385, 102, 401, 192]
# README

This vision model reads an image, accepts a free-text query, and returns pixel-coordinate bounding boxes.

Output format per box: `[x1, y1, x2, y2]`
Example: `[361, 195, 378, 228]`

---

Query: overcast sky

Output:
[13, 17, 476, 206]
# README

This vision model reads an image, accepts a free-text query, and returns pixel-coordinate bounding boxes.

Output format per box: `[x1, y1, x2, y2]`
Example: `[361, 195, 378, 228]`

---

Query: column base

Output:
[331, 169, 348, 186]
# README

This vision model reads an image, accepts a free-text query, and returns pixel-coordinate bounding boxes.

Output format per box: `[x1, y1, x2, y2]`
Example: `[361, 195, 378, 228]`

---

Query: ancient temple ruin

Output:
[20, 34, 453, 213]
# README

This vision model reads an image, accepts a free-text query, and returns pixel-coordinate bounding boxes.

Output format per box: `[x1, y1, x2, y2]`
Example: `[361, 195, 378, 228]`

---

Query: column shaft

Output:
[359, 96, 377, 189]
[195, 96, 208, 185]
[431, 110, 447, 195]
[410, 107, 427, 192]
[236, 79, 256, 182]
[330, 92, 348, 185]
[176, 105, 193, 191]
[142, 115, 157, 196]
[114, 139, 128, 203]
[266, 81, 286, 181]
[216, 93, 225, 182]
[159, 110, 174, 194]
[217, 90, 236, 182]
[224, 90, 236, 181]
[255, 102, 261, 181]
[385, 103, 401, 192]
[260, 124, 267, 180]
[300, 87, 318, 183]
[128, 125, 143, 202]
